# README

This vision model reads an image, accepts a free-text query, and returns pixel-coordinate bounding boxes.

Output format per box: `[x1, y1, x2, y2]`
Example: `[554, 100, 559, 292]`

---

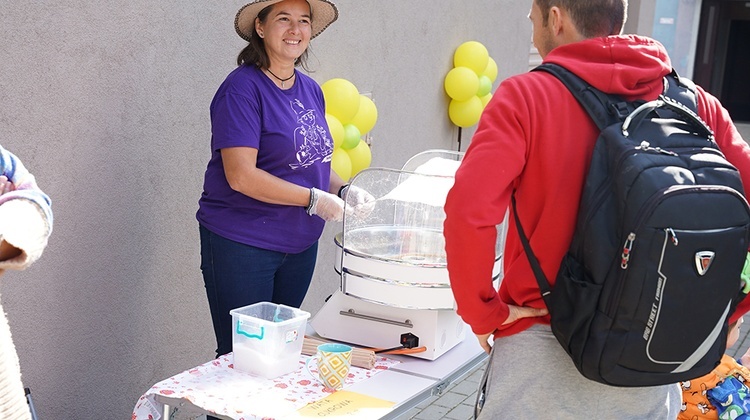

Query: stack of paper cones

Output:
[303, 336, 376, 369]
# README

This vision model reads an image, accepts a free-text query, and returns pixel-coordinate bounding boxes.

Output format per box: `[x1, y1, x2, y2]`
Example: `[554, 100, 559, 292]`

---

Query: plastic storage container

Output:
[230, 302, 310, 378]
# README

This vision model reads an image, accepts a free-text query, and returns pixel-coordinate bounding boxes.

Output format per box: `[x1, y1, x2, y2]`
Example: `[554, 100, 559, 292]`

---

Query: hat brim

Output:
[235, 0, 338, 42]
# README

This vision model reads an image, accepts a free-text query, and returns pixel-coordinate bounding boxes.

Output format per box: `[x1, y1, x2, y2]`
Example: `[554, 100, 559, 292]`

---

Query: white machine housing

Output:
[311, 150, 506, 360]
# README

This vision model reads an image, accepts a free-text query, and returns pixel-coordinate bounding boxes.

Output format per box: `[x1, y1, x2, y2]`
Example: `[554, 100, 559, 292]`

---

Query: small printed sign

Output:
[292, 390, 394, 419]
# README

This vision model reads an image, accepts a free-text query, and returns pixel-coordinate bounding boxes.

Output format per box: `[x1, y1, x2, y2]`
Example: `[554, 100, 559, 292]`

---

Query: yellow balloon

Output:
[331, 148, 352, 181]
[350, 96, 378, 135]
[347, 141, 372, 177]
[449, 96, 483, 127]
[480, 93, 493, 108]
[483, 57, 498, 83]
[341, 124, 361, 150]
[444, 67, 480, 101]
[477, 75, 492, 97]
[321, 78, 360, 124]
[325, 113, 344, 149]
[454, 41, 489, 75]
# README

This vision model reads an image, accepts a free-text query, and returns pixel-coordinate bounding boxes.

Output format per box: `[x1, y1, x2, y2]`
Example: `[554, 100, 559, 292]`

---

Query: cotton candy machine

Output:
[311, 150, 507, 360]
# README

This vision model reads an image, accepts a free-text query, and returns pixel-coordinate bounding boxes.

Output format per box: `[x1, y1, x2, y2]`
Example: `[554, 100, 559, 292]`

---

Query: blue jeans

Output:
[199, 225, 318, 358]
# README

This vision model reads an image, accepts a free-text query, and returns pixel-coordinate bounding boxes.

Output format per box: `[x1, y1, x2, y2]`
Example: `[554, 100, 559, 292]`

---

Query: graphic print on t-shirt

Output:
[289, 99, 333, 170]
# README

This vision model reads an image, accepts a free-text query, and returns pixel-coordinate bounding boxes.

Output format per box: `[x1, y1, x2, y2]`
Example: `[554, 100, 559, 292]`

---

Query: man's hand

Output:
[475, 304, 549, 354]
[503, 304, 548, 325]
[475, 331, 494, 354]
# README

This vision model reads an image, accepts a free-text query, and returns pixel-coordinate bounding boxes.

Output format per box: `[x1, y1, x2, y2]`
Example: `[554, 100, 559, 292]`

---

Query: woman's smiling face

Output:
[257, 0, 313, 66]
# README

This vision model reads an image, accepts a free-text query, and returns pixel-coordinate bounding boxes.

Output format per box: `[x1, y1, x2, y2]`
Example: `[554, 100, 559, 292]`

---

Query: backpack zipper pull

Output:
[621, 232, 636, 269]
[666, 228, 678, 245]
[636, 141, 678, 156]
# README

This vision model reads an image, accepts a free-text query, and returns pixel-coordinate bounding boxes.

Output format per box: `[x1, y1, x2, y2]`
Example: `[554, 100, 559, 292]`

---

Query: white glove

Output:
[340, 185, 376, 218]
[306, 187, 344, 222]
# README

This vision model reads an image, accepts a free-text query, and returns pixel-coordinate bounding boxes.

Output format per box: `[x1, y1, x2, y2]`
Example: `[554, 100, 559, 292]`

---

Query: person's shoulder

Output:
[224, 64, 262, 85]
[218, 65, 265, 97]
[296, 71, 322, 90]
[492, 69, 563, 103]
[500, 68, 558, 90]
[525, 66, 572, 83]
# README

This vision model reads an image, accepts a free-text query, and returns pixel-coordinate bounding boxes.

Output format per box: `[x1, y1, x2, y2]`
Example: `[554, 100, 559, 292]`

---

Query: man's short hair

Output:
[535, 0, 628, 38]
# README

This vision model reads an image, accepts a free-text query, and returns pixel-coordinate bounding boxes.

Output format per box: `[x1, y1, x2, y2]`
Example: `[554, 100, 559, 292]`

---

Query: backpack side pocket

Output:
[550, 255, 603, 368]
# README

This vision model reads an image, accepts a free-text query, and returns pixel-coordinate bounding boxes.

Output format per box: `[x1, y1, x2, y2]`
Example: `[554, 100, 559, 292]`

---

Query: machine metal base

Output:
[310, 290, 466, 360]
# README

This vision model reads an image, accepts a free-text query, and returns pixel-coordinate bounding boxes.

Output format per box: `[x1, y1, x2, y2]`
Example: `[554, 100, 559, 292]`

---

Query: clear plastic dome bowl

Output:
[334, 150, 506, 310]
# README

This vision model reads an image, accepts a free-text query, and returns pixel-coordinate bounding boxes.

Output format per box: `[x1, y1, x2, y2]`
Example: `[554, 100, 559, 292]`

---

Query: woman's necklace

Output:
[266, 68, 295, 88]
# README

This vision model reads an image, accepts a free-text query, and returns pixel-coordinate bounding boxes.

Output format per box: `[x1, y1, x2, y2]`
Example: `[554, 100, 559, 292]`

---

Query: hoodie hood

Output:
[544, 35, 672, 101]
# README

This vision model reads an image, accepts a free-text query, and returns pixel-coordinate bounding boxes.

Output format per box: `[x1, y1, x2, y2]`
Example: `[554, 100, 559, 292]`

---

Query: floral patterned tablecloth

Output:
[132, 353, 400, 420]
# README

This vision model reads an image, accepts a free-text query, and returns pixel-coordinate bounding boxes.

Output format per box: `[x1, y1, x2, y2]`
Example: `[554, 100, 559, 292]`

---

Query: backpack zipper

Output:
[620, 232, 636, 269]
[579, 143, 720, 235]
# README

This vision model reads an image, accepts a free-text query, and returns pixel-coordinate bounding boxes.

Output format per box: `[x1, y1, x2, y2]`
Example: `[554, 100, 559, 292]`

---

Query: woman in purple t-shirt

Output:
[196, 0, 345, 359]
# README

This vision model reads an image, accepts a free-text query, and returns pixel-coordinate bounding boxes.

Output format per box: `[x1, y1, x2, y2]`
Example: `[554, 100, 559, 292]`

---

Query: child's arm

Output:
[0, 240, 21, 264]
[0, 148, 52, 270]
[737, 349, 750, 368]
[740, 347, 750, 368]
[0, 175, 14, 195]
[0, 176, 21, 264]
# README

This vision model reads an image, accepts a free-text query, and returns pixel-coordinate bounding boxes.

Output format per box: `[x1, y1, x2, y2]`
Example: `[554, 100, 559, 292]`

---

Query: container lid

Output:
[230, 302, 310, 326]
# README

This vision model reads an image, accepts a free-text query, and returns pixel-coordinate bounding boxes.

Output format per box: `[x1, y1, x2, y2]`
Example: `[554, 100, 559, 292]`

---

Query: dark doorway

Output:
[721, 20, 750, 121]
[694, 0, 750, 122]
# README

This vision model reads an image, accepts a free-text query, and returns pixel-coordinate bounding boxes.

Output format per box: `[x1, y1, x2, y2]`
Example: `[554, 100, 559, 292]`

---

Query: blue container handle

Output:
[236, 322, 265, 340]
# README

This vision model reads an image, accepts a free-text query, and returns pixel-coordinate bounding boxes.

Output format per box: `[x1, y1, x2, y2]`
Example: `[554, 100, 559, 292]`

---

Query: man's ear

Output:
[548, 6, 564, 36]
[549, 6, 583, 42]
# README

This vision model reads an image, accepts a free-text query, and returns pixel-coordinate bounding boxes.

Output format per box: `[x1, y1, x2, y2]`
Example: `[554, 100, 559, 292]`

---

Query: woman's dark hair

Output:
[236, 3, 311, 70]
[535, 0, 627, 38]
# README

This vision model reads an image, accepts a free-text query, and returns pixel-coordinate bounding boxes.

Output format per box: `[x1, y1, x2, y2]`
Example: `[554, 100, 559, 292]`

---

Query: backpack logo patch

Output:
[695, 251, 715, 276]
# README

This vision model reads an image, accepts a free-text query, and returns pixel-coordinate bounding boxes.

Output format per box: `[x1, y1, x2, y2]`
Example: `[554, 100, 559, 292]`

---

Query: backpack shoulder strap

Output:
[511, 194, 554, 308]
[661, 70, 700, 116]
[517, 63, 632, 305]
[664, 70, 697, 109]
[532, 63, 633, 130]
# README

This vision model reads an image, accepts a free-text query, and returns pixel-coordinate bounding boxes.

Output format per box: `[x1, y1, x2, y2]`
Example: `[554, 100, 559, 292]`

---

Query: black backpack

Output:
[513, 62, 750, 387]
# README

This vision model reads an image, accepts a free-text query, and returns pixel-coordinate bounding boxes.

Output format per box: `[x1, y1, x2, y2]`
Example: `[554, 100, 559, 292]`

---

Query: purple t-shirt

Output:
[197, 65, 332, 253]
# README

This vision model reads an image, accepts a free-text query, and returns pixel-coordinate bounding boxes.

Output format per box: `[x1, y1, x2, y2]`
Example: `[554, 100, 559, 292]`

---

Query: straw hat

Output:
[235, 0, 339, 42]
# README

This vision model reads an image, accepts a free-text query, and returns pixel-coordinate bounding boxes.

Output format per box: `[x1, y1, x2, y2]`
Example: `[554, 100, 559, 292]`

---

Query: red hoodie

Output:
[444, 35, 750, 338]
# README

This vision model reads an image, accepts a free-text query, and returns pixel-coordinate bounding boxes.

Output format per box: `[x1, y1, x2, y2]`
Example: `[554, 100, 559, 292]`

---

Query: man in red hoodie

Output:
[443, 0, 750, 418]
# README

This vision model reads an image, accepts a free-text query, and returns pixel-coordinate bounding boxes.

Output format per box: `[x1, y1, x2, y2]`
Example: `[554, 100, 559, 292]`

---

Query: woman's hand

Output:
[307, 188, 344, 222]
[341, 185, 376, 218]
[0, 176, 15, 195]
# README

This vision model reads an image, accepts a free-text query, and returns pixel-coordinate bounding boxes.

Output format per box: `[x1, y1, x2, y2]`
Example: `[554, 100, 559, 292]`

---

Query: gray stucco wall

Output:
[0, 1, 531, 418]
[738, 124, 750, 142]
